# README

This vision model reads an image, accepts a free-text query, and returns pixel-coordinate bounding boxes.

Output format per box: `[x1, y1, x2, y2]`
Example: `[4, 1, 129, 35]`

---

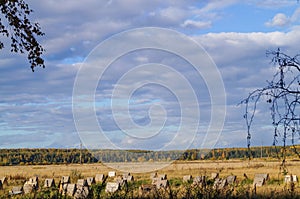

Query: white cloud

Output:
[1, 1, 300, 149]
[254, 0, 297, 9]
[265, 13, 290, 27]
[158, 7, 187, 23]
[181, 20, 211, 29]
[199, 0, 238, 13]
[291, 7, 300, 22]
[265, 7, 300, 28]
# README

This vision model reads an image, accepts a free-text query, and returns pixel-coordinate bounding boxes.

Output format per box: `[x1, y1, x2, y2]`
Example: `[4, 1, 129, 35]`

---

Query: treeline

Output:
[0, 148, 98, 166]
[0, 145, 299, 166]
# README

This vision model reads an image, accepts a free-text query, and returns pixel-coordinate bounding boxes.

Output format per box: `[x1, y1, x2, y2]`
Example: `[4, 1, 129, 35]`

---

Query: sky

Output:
[1, 0, 300, 150]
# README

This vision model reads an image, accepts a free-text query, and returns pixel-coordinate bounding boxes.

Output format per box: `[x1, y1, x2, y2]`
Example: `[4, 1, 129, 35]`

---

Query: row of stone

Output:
[1, 172, 298, 197]
[182, 173, 298, 189]
[4, 171, 127, 198]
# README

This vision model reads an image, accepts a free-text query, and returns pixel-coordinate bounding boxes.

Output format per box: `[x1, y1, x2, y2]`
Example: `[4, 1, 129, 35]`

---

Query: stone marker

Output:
[152, 174, 167, 184]
[285, 175, 292, 183]
[115, 176, 127, 187]
[77, 179, 88, 187]
[253, 173, 269, 187]
[253, 176, 265, 187]
[285, 175, 298, 183]
[86, 177, 96, 186]
[158, 174, 167, 180]
[226, 175, 236, 184]
[44, 178, 55, 188]
[254, 174, 269, 181]
[9, 186, 23, 195]
[139, 184, 156, 195]
[105, 182, 119, 193]
[66, 184, 77, 196]
[211, 173, 219, 180]
[74, 186, 89, 199]
[213, 178, 227, 189]
[183, 175, 192, 183]
[23, 183, 35, 194]
[292, 175, 298, 182]
[28, 176, 39, 187]
[95, 174, 105, 183]
[108, 171, 116, 178]
[123, 173, 134, 181]
[61, 176, 70, 184]
[156, 179, 169, 189]
[125, 175, 134, 182]
[193, 176, 206, 186]
[0, 177, 8, 186]
[23, 177, 39, 194]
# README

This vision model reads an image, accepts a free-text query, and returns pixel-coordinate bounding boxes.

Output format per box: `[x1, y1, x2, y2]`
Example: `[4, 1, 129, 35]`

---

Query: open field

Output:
[0, 158, 300, 198]
[1, 158, 300, 180]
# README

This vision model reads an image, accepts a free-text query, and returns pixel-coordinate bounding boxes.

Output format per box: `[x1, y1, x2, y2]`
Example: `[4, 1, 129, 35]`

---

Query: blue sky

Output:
[1, 0, 300, 150]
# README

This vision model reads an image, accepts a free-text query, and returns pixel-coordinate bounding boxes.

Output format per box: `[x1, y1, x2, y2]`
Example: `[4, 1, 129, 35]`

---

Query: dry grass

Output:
[0, 158, 300, 197]
[1, 159, 300, 182]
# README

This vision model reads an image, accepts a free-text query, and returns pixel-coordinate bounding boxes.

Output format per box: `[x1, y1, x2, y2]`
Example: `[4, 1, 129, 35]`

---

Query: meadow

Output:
[0, 158, 300, 198]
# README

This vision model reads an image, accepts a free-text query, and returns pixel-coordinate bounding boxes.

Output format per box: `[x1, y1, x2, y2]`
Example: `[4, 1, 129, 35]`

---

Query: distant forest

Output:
[0, 145, 299, 166]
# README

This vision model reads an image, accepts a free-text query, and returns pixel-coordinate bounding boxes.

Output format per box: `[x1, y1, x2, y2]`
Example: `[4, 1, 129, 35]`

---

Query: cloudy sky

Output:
[1, 0, 300, 150]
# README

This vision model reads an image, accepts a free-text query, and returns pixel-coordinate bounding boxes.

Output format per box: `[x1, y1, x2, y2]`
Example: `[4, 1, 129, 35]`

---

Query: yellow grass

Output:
[0, 158, 300, 196]
[1, 158, 300, 180]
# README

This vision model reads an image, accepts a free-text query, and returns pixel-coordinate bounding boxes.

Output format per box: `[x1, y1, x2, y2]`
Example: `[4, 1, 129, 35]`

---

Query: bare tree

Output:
[0, 0, 45, 71]
[241, 49, 300, 167]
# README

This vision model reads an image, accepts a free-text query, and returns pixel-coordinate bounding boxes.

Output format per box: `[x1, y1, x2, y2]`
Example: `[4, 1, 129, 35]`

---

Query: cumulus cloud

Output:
[265, 7, 300, 28]
[265, 13, 290, 27]
[193, 28, 300, 146]
[1, 1, 300, 149]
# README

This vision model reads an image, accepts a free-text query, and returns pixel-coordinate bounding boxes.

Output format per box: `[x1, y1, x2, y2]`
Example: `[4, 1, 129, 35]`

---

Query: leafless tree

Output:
[241, 49, 300, 169]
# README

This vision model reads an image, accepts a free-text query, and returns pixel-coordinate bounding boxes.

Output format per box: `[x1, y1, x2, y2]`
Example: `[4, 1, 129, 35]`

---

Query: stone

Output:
[211, 173, 219, 180]
[193, 176, 206, 186]
[213, 178, 227, 189]
[61, 176, 70, 184]
[285, 175, 298, 183]
[158, 174, 167, 180]
[125, 175, 134, 182]
[115, 177, 127, 187]
[77, 179, 88, 187]
[156, 179, 169, 189]
[226, 175, 236, 184]
[9, 186, 23, 195]
[108, 171, 116, 178]
[285, 175, 292, 183]
[74, 186, 89, 199]
[66, 184, 77, 196]
[23, 183, 35, 194]
[183, 175, 192, 183]
[105, 182, 119, 193]
[44, 178, 55, 188]
[292, 175, 298, 182]
[253, 176, 265, 187]
[95, 174, 105, 183]
[254, 174, 269, 181]
[86, 177, 95, 186]
[0, 177, 8, 186]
